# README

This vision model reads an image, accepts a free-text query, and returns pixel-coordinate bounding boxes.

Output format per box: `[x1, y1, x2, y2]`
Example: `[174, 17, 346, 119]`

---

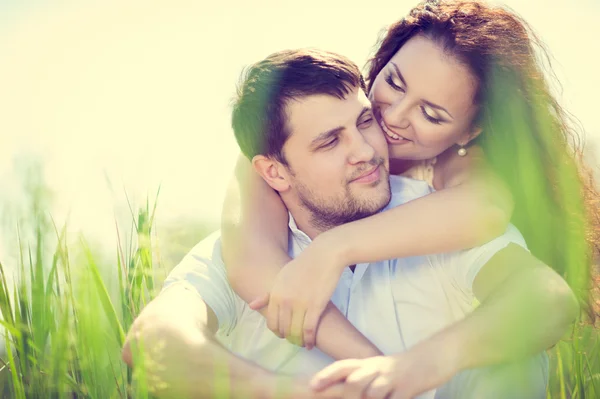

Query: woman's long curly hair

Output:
[366, 0, 600, 319]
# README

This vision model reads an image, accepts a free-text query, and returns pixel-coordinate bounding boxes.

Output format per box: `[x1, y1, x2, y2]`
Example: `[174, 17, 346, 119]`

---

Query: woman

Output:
[221, 0, 599, 365]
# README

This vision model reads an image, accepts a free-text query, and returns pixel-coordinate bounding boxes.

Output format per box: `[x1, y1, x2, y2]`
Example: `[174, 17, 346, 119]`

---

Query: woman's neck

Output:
[388, 158, 417, 176]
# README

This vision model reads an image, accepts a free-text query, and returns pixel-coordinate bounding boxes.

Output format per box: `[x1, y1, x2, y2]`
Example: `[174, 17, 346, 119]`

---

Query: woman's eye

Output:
[421, 105, 442, 125]
[385, 73, 405, 92]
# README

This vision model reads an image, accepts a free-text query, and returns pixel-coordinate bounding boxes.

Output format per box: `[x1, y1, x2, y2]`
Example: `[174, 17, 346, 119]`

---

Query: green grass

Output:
[0, 188, 162, 398]
[0, 193, 598, 398]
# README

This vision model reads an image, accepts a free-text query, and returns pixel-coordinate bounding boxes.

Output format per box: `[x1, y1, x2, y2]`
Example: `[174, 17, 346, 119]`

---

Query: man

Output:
[122, 49, 577, 398]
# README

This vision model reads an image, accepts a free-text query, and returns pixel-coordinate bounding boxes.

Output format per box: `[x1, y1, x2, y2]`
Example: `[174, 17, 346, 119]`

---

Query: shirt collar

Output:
[287, 212, 312, 248]
[287, 212, 371, 284]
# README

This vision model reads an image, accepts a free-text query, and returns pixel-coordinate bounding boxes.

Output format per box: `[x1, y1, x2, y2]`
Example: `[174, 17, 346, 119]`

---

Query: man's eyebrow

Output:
[310, 107, 373, 149]
[356, 106, 372, 124]
[310, 126, 344, 148]
[391, 62, 454, 120]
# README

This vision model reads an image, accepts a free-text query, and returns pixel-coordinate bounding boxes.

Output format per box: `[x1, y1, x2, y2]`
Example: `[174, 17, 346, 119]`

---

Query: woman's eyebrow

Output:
[391, 62, 454, 120]
[390, 62, 407, 87]
[423, 99, 453, 120]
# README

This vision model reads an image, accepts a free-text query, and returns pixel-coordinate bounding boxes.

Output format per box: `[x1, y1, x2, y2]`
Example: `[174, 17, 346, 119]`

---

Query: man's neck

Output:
[287, 206, 326, 241]
[287, 202, 358, 273]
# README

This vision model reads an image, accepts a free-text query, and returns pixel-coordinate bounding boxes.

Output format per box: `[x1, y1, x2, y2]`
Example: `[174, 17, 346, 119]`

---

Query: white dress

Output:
[399, 157, 437, 188]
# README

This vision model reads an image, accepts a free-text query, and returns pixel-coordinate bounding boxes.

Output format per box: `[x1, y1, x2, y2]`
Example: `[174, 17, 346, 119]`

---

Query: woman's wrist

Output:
[312, 227, 353, 270]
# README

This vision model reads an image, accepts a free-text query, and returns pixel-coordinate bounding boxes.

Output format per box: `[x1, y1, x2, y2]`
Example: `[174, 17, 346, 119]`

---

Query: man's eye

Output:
[322, 137, 338, 148]
[359, 117, 374, 128]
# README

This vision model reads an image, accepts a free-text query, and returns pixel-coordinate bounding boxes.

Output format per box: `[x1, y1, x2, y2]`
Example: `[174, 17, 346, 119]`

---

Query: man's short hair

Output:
[231, 49, 365, 164]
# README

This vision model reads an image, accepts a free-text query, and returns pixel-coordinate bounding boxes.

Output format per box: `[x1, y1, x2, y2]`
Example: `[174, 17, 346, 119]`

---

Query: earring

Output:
[457, 145, 467, 157]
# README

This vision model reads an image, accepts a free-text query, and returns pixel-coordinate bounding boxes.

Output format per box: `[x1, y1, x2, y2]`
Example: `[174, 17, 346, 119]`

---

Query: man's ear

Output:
[252, 155, 291, 192]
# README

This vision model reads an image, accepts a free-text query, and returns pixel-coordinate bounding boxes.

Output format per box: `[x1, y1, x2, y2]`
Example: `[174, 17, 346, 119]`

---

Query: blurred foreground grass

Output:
[0, 183, 598, 398]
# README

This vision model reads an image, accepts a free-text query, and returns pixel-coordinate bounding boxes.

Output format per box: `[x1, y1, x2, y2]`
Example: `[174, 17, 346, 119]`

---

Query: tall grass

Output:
[0, 187, 161, 398]
[0, 189, 598, 398]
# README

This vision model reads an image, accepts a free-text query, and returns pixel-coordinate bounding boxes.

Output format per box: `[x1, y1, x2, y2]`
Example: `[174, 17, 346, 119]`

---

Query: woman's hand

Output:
[249, 233, 348, 349]
[311, 345, 458, 399]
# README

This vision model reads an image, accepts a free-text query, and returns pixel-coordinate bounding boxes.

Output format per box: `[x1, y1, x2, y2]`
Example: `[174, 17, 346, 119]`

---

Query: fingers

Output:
[122, 321, 143, 366]
[343, 367, 380, 399]
[302, 307, 322, 350]
[314, 383, 345, 399]
[289, 307, 306, 347]
[267, 301, 281, 338]
[121, 339, 133, 365]
[389, 391, 409, 399]
[365, 375, 394, 399]
[248, 293, 270, 310]
[311, 359, 361, 391]
[279, 305, 292, 339]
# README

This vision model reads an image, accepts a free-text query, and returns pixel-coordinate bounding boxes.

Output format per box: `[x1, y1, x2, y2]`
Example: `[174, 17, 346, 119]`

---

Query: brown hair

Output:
[231, 49, 365, 164]
[366, 0, 600, 316]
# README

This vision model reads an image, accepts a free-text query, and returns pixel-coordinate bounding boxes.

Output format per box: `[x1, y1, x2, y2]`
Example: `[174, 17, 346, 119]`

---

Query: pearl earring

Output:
[457, 146, 467, 157]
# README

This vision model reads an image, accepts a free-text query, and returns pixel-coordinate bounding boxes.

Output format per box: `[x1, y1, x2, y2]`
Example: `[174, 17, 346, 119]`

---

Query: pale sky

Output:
[0, 0, 598, 255]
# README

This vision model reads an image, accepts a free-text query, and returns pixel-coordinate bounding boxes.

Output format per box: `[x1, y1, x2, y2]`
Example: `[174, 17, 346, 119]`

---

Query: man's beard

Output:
[293, 157, 391, 232]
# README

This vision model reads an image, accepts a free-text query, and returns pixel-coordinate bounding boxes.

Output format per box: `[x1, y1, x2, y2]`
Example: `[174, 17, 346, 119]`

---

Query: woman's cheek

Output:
[415, 125, 457, 151]
[371, 80, 388, 104]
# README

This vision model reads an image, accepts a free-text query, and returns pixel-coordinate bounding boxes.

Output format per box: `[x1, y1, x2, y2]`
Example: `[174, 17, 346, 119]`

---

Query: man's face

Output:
[281, 87, 391, 230]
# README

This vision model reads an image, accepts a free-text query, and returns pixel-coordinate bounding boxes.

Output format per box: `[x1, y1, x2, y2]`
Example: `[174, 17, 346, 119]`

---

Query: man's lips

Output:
[351, 165, 381, 183]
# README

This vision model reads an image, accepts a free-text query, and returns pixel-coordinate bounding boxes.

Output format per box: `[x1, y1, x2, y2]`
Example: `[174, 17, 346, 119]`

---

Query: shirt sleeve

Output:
[161, 232, 240, 335]
[432, 224, 529, 294]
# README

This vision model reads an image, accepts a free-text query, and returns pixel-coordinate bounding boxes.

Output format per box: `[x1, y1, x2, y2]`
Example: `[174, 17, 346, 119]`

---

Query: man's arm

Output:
[391, 242, 578, 388]
[310, 244, 578, 398]
[122, 284, 342, 399]
[122, 283, 269, 398]
[431, 243, 578, 370]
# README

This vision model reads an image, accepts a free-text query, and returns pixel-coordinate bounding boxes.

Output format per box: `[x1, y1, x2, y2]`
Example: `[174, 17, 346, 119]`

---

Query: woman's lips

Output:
[381, 121, 412, 144]
[374, 109, 412, 143]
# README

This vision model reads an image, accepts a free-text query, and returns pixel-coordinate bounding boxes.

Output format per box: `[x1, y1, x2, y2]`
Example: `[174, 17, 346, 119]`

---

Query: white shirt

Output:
[163, 176, 527, 380]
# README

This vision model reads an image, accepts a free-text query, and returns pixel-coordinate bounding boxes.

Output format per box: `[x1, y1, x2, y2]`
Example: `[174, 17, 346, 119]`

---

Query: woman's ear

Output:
[252, 155, 291, 192]
[458, 125, 483, 147]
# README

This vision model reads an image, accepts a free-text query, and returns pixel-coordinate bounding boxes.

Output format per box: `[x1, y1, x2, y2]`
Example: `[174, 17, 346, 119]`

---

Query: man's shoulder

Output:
[426, 224, 528, 291]
[388, 223, 528, 271]
[163, 229, 244, 336]
[187, 230, 223, 260]
[386, 175, 433, 210]
[166, 230, 225, 280]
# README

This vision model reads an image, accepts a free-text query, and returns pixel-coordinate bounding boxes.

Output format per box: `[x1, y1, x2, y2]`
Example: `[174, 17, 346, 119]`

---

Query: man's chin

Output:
[355, 179, 391, 209]
[356, 192, 392, 215]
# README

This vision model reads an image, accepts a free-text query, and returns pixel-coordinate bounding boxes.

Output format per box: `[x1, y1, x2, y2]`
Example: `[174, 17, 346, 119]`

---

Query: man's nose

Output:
[348, 131, 376, 165]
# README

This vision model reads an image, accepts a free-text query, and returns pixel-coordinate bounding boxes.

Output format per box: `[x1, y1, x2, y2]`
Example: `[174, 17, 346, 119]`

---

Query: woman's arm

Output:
[323, 146, 514, 265]
[221, 154, 291, 300]
[259, 147, 515, 344]
[220, 154, 382, 359]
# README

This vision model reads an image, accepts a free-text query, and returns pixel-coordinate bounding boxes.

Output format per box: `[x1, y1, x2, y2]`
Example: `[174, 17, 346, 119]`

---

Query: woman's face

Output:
[370, 35, 481, 161]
